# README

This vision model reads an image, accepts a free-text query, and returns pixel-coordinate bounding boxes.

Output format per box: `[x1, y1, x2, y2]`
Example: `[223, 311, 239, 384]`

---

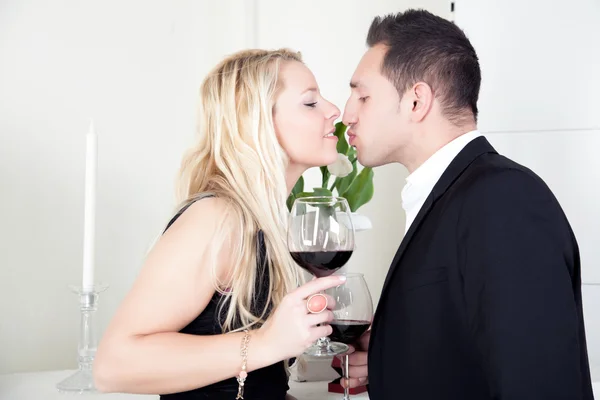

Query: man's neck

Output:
[401, 122, 477, 174]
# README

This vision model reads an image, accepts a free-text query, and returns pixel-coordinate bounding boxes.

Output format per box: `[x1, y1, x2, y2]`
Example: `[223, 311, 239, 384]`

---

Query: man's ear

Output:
[410, 82, 434, 122]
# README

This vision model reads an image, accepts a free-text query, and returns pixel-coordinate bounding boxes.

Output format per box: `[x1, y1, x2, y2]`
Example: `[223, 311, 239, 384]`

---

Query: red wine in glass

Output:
[329, 319, 370, 344]
[290, 251, 353, 277]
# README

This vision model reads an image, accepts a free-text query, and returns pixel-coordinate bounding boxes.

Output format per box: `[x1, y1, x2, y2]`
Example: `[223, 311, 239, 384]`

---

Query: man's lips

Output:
[347, 131, 356, 145]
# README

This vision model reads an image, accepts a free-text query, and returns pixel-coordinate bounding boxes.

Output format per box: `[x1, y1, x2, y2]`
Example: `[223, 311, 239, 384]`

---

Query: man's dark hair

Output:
[367, 9, 481, 124]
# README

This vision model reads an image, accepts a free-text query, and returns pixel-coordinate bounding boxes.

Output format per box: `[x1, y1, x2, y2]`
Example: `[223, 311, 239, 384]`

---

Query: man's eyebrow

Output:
[350, 81, 359, 89]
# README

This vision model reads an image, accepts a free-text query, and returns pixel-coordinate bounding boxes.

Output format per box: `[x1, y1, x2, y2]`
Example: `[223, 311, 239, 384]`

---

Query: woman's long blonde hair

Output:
[176, 49, 303, 332]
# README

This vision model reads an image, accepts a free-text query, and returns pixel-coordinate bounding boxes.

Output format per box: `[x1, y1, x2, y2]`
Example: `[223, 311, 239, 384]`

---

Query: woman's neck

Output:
[285, 163, 306, 194]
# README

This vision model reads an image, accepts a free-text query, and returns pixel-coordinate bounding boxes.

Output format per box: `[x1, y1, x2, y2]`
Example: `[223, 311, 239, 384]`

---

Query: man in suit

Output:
[340, 9, 594, 400]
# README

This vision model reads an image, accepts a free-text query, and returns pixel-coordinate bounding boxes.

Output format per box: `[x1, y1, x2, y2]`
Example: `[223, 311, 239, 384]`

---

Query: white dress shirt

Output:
[402, 130, 481, 234]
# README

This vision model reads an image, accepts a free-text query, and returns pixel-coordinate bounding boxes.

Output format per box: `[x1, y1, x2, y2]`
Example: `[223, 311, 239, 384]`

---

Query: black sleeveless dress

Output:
[159, 197, 289, 399]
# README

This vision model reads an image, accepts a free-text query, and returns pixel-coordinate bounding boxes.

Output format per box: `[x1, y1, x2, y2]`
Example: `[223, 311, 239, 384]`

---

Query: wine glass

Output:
[288, 196, 355, 357]
[326, 273, 373, 400]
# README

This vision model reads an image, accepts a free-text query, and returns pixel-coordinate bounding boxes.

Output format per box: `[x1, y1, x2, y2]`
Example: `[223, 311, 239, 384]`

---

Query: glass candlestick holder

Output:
[56, 283, 108, 393]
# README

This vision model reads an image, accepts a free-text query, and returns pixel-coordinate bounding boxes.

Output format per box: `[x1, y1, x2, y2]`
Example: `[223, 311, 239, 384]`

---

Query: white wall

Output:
[0, 0, 252, 373]
[456, 0, 600, 380]
[0, 0, 448, 374]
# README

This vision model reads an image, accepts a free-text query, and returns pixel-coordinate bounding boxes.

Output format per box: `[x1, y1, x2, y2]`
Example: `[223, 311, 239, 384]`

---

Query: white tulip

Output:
[327, 153, 353, 177]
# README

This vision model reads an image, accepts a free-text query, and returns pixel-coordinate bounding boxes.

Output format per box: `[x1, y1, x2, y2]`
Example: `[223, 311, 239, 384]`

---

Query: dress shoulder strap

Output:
[163, 192, 216, 233]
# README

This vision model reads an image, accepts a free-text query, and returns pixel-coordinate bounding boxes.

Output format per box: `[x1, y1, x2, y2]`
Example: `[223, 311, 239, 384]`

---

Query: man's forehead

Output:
[362, 46, 386, 69]
[351, 47, 385, 85]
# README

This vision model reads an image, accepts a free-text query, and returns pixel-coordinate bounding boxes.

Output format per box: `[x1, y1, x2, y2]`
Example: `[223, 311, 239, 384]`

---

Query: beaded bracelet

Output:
[235, 329, 251, 399]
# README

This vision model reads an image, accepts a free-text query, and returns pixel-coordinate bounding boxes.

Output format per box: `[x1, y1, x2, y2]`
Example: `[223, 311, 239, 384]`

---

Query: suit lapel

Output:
[380, 193, 434, 295]
[377, 136, 498, 304]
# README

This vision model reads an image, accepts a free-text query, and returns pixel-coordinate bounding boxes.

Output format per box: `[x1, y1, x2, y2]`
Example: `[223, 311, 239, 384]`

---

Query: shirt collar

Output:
[402, 130, 481, 210]
[407, 130, 481, 186]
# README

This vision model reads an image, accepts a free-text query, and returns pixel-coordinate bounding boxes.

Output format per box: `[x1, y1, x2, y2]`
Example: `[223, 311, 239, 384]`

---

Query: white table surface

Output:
[0, 370, 368, 400]
[2, 369, 598, 399]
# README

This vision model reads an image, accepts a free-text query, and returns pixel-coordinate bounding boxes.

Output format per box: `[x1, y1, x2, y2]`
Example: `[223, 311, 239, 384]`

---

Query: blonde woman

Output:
[93, 49, 346, 400]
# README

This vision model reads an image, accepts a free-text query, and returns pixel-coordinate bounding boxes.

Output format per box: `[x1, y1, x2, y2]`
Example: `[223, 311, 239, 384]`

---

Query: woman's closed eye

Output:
[304, 102, 318, 108]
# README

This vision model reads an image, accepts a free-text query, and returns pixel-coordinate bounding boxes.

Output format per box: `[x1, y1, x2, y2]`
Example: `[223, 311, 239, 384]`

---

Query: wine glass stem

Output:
[343, 354, 350, 400]
[316, 336, 330, 350]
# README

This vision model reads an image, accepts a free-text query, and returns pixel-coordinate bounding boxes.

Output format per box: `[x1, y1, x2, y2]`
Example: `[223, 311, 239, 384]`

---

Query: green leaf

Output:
[294, 190, 332, 199]
[320, 166, 330, 188]
[286, 175, 304, 211]
[292, 189, 334, 215]
[346, 146, 357, 162]
[312, 187, 333, 197]
[334, 121, 349, 155]
[292, 176, 304, 196]
[340, 167, 374, 212]
[294, 188, 335, 203]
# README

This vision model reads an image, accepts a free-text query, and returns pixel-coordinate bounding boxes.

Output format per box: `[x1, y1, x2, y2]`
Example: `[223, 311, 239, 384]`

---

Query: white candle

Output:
[82, 120, 97, 291]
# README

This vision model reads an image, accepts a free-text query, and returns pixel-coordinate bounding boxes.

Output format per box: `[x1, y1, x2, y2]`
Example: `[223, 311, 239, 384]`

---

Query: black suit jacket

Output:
[368, 137, 594, 400]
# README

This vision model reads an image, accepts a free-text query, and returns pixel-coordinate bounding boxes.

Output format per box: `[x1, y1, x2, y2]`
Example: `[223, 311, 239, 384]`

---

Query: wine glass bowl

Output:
[327, 273, 373, 345]
[288, 196, 354, 278]
[325, 273, 373, 400]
